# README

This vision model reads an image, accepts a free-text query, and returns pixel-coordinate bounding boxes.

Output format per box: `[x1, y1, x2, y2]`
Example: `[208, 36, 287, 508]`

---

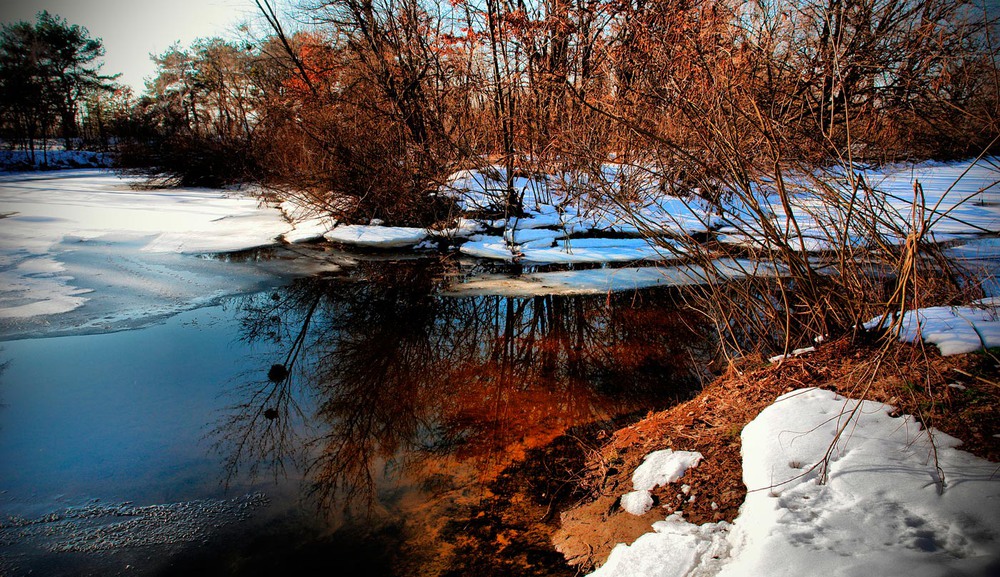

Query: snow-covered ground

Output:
[594, 299, 1000, 576]
[104, 155, 990, 273]
[437, 157, 1000, 262]
[0, 148, 111, 171]
[440, 164, 718, 264]
[591, 388, 1000, 577]
[2, 161, 998, 575]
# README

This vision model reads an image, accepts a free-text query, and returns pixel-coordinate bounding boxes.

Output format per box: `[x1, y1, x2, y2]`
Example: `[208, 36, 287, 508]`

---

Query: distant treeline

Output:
[5, 1, 997, 222]
[0, 11, 125, 159]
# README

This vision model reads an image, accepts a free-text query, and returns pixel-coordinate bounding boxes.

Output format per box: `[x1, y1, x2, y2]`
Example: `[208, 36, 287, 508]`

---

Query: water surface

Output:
[0, 258, 712, 576]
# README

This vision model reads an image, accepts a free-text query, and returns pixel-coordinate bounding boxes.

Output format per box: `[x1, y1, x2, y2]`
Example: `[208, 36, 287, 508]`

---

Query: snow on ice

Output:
[0, 170, 300, 331]
[323, 224, 428, 248]
[445, 259, 777, 297]
[0, 148, 110, 171]
[865, 297, 1000, 356]
[592, 388, 1000, 577]
[3, 156, 998, 333]
[443, 157, 1000, 263]
[715, 157, 1000, 252]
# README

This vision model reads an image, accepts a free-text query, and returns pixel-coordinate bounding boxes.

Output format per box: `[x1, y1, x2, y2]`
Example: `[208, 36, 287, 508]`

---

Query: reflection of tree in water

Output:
[211, 281, 321, 486]
[217, 259, 713, 513]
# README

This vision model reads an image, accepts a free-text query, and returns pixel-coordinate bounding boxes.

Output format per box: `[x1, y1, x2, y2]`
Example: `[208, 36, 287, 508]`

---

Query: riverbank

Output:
[552, 336, 1000, 574]
[2, 161, 998, 575]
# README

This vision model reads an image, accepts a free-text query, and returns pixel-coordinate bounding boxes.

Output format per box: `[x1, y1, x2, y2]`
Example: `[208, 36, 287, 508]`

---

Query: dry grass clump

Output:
[554, 337, 1000, 570]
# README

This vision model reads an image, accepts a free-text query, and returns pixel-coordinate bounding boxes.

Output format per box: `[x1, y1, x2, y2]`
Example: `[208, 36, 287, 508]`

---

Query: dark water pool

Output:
[0, 258, 714, 576]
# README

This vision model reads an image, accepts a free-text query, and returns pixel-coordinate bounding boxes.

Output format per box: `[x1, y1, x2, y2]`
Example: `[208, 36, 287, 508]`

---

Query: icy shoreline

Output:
[1, 156, 998, 338]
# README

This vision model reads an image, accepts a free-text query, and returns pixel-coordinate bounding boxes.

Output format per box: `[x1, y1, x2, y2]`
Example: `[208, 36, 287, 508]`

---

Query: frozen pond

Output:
[0, 257, 713, 576]
[2, 166, 997, 576]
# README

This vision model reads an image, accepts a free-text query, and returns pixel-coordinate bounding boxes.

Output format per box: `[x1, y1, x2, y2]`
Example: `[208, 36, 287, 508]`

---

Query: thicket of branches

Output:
[119, 0, 998, 223]
[106, 0, 999, 357]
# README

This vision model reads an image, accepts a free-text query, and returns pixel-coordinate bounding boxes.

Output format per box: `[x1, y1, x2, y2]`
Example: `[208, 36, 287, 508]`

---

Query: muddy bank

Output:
[552, 337, 1000, 572]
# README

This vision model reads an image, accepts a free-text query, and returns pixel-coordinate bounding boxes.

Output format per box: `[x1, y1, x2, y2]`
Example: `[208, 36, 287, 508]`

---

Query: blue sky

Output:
[0, 0, 263, 93]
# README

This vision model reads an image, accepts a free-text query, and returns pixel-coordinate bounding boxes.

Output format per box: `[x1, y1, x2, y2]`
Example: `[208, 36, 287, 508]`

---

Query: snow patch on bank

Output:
[590, 388, 1000, 577]
[0, 149, 110, 171]
[621, 450, 703, 516]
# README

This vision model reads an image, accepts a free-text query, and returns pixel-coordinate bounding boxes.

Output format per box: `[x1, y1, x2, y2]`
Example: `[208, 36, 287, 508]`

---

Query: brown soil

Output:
[553, 337, 1000, 571]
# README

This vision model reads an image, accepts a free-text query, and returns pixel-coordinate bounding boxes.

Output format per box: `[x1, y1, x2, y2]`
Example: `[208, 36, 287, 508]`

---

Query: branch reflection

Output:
[216, 259, 714, 514]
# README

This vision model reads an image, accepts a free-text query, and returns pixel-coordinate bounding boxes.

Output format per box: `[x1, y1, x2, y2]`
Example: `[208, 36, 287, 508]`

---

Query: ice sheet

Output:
[0, 170, 305, 337]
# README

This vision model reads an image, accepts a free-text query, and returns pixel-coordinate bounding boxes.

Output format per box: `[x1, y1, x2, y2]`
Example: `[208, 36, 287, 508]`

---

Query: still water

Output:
[0, 258, 712, 576]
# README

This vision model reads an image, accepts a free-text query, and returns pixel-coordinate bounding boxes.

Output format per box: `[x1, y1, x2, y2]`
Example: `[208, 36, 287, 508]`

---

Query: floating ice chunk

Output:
[521, 238, 678, 265]
[324, 224, 427, 248]
[511, 227, 561, 246]
[458, 235, 516, 261]
[282, 215, 337, 243]
[445, 259, 775, 297]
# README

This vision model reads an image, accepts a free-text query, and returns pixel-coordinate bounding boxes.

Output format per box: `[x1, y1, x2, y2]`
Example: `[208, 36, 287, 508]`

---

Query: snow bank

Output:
[441, 166, 714, 265]
[865, 297, 1000, 356]
[590, 388, 1000, 577]
[592, 513, 732, 577]
[0, 149, 110, 171]
[459, 235, 518, 261]
[440, 164, 719, 241]
[281, 215, 337, 243]
[443, 158, 1000, 264]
